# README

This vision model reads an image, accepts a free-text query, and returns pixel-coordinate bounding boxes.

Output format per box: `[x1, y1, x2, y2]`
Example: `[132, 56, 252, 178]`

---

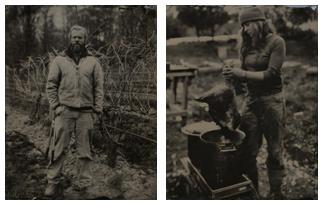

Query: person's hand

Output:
[223, 66, 246, 80]
[92, 112, 102, 126]
[54, 106, 64, 116]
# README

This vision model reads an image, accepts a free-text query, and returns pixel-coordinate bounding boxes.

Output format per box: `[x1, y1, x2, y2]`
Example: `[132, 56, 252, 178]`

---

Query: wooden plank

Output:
[166, 71, 195, 78]
[166, 110, 188, 117]
[169, 64, 196, 71]
[167, 34, 238, 46]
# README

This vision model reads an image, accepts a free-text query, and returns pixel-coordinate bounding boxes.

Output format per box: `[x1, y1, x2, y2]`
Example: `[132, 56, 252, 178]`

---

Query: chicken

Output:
[196, 84, 245, 145]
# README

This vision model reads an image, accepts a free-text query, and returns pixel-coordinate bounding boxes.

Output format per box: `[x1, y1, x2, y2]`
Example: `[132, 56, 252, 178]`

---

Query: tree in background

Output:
[166, 17, 187, 39]
[263, 6, 317, 35]
[5, 6, 43, 65]
[289, 6, 316, 29]
[167, 5, 317, 62]
[5, 5, 156, 66]
[177, 6, 229, 36]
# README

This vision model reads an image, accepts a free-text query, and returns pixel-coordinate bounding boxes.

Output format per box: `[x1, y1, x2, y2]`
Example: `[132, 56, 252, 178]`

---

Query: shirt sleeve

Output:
[93, 59, 104, 113]
[263, 36, 286, 80]
[46, 58, 61, 110]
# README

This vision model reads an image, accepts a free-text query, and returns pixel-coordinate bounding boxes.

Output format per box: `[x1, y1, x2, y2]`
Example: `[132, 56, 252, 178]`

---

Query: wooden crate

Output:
[181, 157, 257, 199]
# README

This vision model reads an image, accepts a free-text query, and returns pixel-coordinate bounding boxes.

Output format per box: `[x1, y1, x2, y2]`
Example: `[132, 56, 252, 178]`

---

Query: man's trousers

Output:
[47, 107, 93, 187]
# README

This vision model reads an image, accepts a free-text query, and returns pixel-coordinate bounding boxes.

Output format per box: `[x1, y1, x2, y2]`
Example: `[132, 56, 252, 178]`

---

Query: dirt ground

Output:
[166, 59, 317, 199]
[5, 106, 157, 200]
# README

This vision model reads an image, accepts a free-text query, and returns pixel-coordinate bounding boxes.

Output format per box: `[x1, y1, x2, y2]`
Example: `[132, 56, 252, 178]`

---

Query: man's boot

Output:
[73, 158, 93, 191]
[44, 183, 59, 197]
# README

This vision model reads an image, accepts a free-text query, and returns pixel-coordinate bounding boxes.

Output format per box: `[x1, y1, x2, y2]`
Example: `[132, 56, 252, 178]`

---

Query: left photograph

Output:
[5, 5, 157, 200]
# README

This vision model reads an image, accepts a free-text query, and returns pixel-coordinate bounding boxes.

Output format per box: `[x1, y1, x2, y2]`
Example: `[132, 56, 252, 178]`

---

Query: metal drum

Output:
[182, 121, 242, 189]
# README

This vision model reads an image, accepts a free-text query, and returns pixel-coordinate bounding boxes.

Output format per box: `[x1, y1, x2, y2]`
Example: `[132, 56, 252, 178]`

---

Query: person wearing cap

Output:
[222, 7, 286, 199]
[45, 25, 104, 197]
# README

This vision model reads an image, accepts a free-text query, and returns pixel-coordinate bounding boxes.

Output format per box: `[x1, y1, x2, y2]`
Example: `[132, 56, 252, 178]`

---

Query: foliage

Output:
[288, 7, 316, 27]
[167, 17, 187, 39]
[6, 5, 156, 66]
[6, 6, 43, 65]
[167, 6, 317, 40]
[177, 6, 229, 36]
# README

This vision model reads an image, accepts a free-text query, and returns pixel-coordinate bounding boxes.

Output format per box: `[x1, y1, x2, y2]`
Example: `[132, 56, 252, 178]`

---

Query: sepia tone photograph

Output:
[166, 5, 317, 200]
[5, 5, 156, 199]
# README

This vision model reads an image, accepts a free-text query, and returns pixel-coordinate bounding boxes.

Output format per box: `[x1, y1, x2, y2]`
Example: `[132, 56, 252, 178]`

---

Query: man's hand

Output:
[92, 112, 102, 126]
[54, 106, 64, 116]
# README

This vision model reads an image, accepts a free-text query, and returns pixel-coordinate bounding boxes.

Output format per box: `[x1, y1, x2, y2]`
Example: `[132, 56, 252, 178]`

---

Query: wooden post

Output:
[170, 77, 177, 104]
[182, 76, 189, 125]
[218, 46, 228, 59]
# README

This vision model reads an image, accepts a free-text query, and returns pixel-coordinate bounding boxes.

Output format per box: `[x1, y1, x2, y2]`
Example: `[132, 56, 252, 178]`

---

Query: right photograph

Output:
[166, 5, 317, 200]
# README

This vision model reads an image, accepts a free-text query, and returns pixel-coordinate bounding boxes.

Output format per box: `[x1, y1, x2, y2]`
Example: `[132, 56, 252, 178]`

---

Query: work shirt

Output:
[242, 34, 286, 97]
[46, 52, 104, 113]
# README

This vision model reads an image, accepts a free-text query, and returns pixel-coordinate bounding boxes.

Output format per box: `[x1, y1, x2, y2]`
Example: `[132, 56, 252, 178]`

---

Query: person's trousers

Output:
[47, 107, 93, 187]
[239, 93, 285, 194]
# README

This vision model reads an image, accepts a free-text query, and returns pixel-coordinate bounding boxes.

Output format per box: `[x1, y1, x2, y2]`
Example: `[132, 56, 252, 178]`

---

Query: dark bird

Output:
[195, 84, 245, 145]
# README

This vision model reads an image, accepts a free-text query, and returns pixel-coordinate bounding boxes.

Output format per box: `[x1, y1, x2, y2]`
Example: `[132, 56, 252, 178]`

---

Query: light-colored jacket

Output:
[46, 53, 104, 113]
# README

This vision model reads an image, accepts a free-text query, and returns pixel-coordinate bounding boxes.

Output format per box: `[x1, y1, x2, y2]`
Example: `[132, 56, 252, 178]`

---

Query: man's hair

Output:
[68, 25, 88, 42]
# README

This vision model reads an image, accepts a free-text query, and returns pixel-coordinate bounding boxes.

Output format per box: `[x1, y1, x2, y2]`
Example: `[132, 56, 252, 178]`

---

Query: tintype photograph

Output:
[166, 5, 317, 200]
[5, 5, 156, 199]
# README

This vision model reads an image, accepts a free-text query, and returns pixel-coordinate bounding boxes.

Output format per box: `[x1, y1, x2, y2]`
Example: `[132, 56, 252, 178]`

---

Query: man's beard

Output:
[69, 43, 85, 55]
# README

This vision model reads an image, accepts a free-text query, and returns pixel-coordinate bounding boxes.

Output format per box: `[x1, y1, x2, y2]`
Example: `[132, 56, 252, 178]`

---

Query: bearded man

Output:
[45, 25, 103, 197]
